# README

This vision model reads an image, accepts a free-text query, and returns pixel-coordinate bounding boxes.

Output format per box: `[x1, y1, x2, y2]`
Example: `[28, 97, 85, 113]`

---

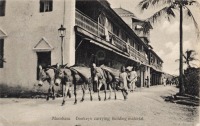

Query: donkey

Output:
[101, 67, 119, 100]
[54, 65, 93, 106]
[91, 64, 119, 101]
[38, 65, 57, 101]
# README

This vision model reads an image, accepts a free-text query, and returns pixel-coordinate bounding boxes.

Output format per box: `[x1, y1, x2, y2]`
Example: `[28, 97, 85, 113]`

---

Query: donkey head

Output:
[38, 65, 56, 86]
[54, 64, 72, 86]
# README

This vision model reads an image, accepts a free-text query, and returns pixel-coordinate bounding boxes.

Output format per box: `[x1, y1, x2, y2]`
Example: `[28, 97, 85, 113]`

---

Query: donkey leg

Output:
[114, 89, 117, 100]
[74, 84, 77, 105]
[46, 88, 51, 101]
[52, 85, 55, 100]
[104, 82, 107, 101]
[62, 84, 69, 106]
[47, 84, 52, 101]
[89, 86, 93, 101]
[80, 84, 85, 102]
[68, 86, 72, 98]
[98, 83, 103, 101]
[108, 84, 112, 100]
[114, 84, 117, 100]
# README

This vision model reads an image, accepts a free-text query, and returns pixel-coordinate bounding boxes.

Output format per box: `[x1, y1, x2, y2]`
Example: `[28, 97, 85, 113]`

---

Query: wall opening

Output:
[36, 51, 51, 80]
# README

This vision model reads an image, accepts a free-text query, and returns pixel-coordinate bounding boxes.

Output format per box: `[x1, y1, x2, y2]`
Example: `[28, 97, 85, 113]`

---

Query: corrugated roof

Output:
[113, 8, 148, 23]
[113, 8, 136, 17]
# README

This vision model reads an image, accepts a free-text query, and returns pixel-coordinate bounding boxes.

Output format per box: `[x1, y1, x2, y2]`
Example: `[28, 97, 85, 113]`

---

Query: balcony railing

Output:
[75, 9, 148, 64]
[150, 62, 162, 71]
[129, 46, 148, 64]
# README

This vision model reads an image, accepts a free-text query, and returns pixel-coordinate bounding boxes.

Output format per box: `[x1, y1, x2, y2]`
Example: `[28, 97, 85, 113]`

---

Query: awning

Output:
[88, 39, 137, 62]
[150, 66, 163, 73]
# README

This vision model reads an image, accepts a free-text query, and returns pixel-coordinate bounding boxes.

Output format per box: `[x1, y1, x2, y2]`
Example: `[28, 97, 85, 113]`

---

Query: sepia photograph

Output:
[0, 0, 199, 126]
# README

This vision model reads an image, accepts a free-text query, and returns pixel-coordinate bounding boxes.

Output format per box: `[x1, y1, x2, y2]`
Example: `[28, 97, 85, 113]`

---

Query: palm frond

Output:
[185, 6, 200, 38]
[145, 5, 176, 23]
[188, 0, 200, 10]
[175, 59, 187, 63]
[188, 57, 199, 61]
[183, 54, 187, 60]
[138, 0, 174, 11]
[190, 52, 198, 57]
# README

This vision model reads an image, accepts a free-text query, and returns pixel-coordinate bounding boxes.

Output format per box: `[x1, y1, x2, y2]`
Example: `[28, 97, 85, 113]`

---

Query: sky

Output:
[107, 0, 200, 75]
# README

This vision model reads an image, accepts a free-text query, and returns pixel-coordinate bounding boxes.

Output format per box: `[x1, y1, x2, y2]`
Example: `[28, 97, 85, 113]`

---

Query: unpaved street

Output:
[0, 86, 199, 126]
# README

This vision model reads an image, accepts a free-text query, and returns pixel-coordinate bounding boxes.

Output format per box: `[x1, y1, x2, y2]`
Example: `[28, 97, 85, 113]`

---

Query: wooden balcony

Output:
[75, 9, 148, 64]
[129, 46, 148, 64]
[150, 62, 162, 71]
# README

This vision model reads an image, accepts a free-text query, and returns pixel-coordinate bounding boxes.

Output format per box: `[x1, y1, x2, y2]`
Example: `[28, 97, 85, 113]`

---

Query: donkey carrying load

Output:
[38, 64, 120, 105]
[38, 65, 59, 101]
[91, 64, 120, 101]
[54, 65, 93, 105]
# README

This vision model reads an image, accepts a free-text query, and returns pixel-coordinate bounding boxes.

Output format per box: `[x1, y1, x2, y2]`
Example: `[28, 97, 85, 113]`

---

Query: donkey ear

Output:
[63, 63, 68, 68]
[39, 65, 43, 70]
[56, 63, 60, 68]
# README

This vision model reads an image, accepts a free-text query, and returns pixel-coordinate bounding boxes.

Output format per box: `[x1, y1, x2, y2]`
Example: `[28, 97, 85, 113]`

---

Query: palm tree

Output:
[175, 49, 199, 68]
[138, 0, 200, 95]
[183, 49, 199, 68]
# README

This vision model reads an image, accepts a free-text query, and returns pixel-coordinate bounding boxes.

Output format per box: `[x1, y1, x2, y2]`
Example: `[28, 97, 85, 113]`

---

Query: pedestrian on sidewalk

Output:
[163, 77, 166, 86]
[127, 67, 137, 92]
[145, 76, 149, 88]
[119, 66, 129, 100]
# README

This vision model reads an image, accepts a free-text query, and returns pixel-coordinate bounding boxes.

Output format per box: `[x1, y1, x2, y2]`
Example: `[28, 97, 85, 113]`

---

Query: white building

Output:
[0, 0, 75, 90]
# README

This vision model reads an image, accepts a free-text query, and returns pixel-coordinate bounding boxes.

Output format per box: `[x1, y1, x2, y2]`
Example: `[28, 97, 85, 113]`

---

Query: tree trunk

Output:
[179, 5, 185, 95]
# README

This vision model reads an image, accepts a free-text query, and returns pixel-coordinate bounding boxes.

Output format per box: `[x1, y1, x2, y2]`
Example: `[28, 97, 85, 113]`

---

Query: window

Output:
[0, 39, 4, 68]
[113, 24, 119, 36]
[0, 0, 5, 16]
[129, 39, 134, 47]
[135, 43, 139, 51]
[122, 32, 128, 42]
[40, 0, 53, 12]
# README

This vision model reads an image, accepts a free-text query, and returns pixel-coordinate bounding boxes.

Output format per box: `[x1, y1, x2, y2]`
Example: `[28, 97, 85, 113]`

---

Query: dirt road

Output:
[0, 85, 199, 126]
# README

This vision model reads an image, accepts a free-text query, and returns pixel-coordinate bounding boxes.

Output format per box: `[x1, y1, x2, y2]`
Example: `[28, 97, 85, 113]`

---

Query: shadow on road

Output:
[162, 94, 199, 106]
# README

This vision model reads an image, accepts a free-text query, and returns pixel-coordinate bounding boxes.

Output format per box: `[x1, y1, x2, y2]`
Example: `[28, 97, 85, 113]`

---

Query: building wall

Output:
[119, 16, 132, 29]
[0, 0, 75, 89]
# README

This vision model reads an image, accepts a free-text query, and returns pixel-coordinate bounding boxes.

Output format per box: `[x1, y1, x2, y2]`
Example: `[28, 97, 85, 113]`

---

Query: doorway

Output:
[37, 51, 51, 80]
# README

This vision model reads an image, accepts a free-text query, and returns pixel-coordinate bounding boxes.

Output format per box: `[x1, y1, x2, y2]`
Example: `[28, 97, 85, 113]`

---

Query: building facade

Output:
[0, 0, 75, 89]
[0, 0, 163, 91]
[113, 7, 163, 86]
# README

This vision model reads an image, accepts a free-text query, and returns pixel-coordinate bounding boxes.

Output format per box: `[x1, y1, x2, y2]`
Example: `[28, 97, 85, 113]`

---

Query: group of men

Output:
[118, 66, 138, 100]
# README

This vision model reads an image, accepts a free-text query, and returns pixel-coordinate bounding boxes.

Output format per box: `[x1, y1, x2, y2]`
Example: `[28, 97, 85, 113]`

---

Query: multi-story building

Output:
[0, 0, 76, 90]
[0, 0, 162, 92]
[149, 49, 163, 85]
[75, 1, 151, 89]
[114, 7, 163, 86]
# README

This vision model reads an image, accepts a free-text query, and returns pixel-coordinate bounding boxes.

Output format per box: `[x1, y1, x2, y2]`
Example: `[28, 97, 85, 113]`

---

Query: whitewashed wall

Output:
[0, 0, 75, 89]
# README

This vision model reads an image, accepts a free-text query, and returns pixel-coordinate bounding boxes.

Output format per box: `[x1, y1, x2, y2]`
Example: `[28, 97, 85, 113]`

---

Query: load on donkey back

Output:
[38, 63, 120, 105]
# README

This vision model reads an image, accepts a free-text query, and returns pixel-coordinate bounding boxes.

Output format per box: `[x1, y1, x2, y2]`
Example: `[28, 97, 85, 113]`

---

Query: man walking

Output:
[128, 67, 137, 92]
[119, 66, 129, 100]
[163, 77, 167, 86]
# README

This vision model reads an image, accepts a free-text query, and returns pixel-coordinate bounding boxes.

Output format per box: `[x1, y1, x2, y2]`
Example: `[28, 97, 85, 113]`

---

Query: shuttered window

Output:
[40, 0, 53, 12]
